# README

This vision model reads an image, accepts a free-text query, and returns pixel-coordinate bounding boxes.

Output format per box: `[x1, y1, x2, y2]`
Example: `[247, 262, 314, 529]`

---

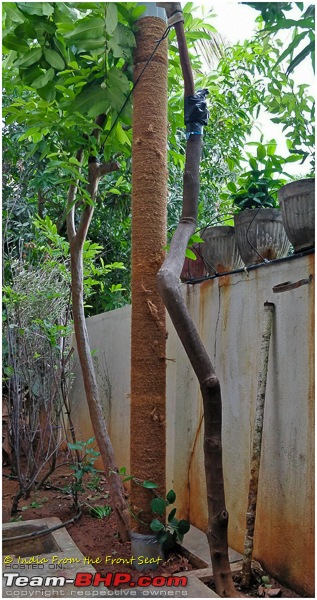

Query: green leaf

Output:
[114, 123, 129, 145]
[105, 3, 118, 35]
[267, 139, 277, 156]
[3, 34, 29, 52]
[249, 157, 258, 170]
[32, 68, 55, 89]
[90, 505, 111, 519]
[130, 5, 146, 21]
[16, 2, 54, 16]
[150, 519, 165, 532]
[15, 47, 42, 68]
[227, 157, 235, 171]
[227, 182, 237, 193]
[108, 22, 135, 60]
[142, 480, 158, 489]
[66, 17, 105, 42]
[72, 84, 109, 115]
[103, 67, 130, 113]
[107, 67, 130, 94]
[256, 144, 266, 160]
[188, 233, 204, 245]
[157, 531, 169, 544]
[19, 65, 43, 85]
[168, 517, 179, 528]
[286, 41, 315, 75]
[185, 248, 197, 261]
[86, 437, 96, 445]
[274, 31, 307, 69]
[150, 497, 166, 516]
[18, 127, 42, 142]
[166, 489, 176, 504]
[68, 441, 83, 450]
[177, 519, 190, 535]
[285, 154, 303, 163]
[3, 3, 25, 23]
[44, 48, 65, 70]
[168, 508, 177, 522]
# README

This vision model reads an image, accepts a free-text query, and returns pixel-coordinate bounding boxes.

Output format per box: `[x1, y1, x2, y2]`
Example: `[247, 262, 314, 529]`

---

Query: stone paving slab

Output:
[183, 526, 242, 566]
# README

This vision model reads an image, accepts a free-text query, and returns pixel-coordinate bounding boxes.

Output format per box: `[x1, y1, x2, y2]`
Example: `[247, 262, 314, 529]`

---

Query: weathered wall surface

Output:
[70, 305, 132, 473]
[69, 254, 314, 596]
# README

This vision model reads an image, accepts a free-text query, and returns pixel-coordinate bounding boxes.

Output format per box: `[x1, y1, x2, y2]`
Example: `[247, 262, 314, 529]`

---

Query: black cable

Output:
[3, 509, 82, 543]
[103, 25, 171, 148]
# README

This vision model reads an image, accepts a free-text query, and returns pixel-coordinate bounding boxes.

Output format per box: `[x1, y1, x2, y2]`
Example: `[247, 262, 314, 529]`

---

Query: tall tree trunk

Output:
[157, 3, 239, 596]
[130, 16, 168, 532]
[66, 144, 130, 542]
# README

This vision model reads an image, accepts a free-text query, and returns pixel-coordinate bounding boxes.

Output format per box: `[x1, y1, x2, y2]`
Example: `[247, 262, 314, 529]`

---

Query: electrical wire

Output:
[103, 25, 171, 148]
[3, 509, 82, 544]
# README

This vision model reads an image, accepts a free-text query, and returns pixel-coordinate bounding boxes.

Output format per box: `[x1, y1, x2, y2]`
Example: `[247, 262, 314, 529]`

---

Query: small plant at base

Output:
[114, 468, 190, 550]
[67, 438, 102, 509]
[21, 497, 48, 511]
[261, 575, 272, 589]
[89, 505, 112, 519]
[10, 515, 23, 522]
[149, 490, 190, 552]
[86, 474, 102, 492]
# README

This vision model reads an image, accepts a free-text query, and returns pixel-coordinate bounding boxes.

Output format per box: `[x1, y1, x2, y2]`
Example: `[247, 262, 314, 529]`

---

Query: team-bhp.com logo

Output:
[3, 572, 188, 588]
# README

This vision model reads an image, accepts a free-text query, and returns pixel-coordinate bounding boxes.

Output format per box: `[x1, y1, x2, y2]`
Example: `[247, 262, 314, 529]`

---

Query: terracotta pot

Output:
[278, 178, 315, 252]
[234, 208, 290, 266]
[201, 226, 243, 274]
[180, 243, 206, 282]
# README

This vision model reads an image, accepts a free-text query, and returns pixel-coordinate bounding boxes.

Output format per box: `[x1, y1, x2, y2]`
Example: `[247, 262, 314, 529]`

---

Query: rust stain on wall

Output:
[198, 279, 213, 334]
[253, 503, 314, 596]
[188, 391, 208, 531]
[218, 275, 231, 332]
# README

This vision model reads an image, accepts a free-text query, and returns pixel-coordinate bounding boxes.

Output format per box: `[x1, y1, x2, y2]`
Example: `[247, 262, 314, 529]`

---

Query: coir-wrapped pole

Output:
[130, 14, 168, 532]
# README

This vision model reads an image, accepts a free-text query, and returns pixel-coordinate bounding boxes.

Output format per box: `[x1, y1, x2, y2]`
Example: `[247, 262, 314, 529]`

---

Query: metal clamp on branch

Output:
[156, 2, 184, 25]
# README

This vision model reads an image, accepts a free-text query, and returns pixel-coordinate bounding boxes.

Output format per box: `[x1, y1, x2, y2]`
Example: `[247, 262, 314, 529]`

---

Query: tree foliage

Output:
[3, 1, 315, 313]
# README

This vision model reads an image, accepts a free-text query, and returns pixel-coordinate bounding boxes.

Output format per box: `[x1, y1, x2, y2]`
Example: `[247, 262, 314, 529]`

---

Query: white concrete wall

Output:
[69, 253, 314, 596]
[70, 305, 131, 473]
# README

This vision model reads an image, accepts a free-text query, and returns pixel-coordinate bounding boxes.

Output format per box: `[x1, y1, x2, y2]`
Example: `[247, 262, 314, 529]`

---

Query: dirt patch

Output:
[2, 465, 192, 587]
[2, 466, 306, 595]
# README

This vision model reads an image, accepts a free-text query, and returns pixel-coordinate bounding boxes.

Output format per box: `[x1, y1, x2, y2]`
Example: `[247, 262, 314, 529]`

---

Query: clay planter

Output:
[278, 177, 315, 252]
[201, 226, 243, 274]
[234, 208, 290, 266]
[180, 243, 206, 282]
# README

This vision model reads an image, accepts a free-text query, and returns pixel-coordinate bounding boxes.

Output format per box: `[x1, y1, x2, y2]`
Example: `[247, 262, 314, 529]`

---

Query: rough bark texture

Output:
[130, 16, 168, 532]
[157, 6, 239, 597]
[241, 302, 275, 586]
[66, 139, 130, 542]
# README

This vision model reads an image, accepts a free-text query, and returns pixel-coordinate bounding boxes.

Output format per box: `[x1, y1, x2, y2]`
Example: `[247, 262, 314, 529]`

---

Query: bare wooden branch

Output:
[157, 3, 239, 596]
[66, 148, 84, 242]
[241, 302, 275, 586]
[65, 113, 130, 542]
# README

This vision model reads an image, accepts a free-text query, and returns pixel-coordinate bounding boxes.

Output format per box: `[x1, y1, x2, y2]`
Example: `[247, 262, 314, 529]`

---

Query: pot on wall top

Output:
[278, 178, 315, 252]
[180, 243, 206, 282]
[201, 226, 243, 274]
[234, 208, 290, 266]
